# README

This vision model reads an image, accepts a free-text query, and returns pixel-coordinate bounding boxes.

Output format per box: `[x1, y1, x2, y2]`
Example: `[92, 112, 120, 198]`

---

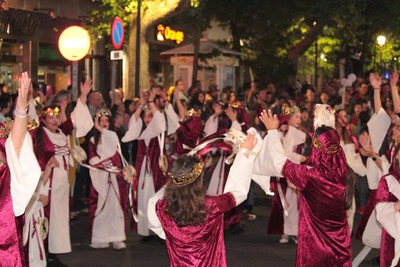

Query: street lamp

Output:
[377, 35, 386, 74]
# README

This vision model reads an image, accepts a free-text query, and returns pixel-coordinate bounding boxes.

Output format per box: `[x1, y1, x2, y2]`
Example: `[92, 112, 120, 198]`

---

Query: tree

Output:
[88, 0, 191, 98]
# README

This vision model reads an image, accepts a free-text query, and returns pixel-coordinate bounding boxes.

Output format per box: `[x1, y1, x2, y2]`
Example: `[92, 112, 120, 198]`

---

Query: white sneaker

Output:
[90, 242, 109, 249]
[113, 241, 126, 250]
[292, 236, 298, 245]
[279, 234, 289, 244]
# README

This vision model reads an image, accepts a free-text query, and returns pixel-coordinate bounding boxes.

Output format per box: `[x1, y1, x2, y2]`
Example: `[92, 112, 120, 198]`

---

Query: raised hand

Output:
[391, 71, 399, 88]
[259, 109, 279, 131]
[80, 78, 93, 98]
[370, 72, 382, 90]
[225, 106, 237, 122]
[16, 71, 31, 111]
[240, 133, 257, 151]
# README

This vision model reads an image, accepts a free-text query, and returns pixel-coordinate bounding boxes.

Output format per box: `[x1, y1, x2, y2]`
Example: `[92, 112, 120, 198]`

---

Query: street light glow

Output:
[377, 35, 386, 46]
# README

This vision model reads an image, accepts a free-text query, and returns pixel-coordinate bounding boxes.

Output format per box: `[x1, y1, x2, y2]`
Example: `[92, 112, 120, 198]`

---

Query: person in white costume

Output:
[31, 78, 94, 266]
[0, 72, 41, 267]
[87, 108, 128, 250]
[353, 72, 397, 266]
[122, 89, 167, 239]
[268, 106, 306, 244]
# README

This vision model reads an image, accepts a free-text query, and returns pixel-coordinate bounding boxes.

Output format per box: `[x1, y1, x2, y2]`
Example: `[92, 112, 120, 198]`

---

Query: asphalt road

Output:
[58, 192, 380, 267]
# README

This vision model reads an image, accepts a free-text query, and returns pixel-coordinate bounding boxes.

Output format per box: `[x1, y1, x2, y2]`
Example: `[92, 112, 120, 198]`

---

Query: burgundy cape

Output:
[0, 165, 27, 267]
[375, 173, 400, 267]
[156, 193, 235, 267]
[282, 154, 351, 266]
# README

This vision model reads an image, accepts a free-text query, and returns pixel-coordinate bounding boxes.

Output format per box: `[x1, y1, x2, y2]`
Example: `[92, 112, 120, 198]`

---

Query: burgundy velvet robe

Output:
[175, 116, 202, 156]
[282, 160, 352, 267]
[156, 193, 236, 267]
[0, 164, 27, 267]
[375, 175, 400, 267]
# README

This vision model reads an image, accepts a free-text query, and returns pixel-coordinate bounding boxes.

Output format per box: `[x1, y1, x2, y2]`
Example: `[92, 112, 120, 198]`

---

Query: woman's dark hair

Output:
[188, 91, 204, 109]
[345, 166, 356, 210]
[164, 156, 207, 227]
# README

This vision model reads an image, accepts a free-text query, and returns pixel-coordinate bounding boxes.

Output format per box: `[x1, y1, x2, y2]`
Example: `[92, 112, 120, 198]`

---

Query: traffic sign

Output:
[110, 50, 123, 60]
[111, 17, 124, 50]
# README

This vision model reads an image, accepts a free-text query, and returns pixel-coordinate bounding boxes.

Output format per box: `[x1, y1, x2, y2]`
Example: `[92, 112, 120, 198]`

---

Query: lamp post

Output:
[135, 0, 141, 97]
[377, 35, 386, 74]
[58, 26, 91, 101]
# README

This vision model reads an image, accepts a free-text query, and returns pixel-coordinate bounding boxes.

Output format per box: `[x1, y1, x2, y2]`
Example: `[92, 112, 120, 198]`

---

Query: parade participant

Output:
[203, 103, 244, 232]
[31, 78, 93, 266]
[173, 87, 203, 156]
[122, 89, 166, 240]
[375, 122, 400, 267]
[148, 134, 260, 267]
[268, 105, 306, 244]
[354, 72, 391, 253]
[0, 72, 41, 266]
[87, 108, 128, 250]
[24, 156, 59, 267]
[259, 108, 352, 267]
[373, 71, 400, 267]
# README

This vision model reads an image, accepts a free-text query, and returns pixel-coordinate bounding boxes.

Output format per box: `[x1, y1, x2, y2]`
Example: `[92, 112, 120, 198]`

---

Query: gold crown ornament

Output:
[42, 106, 60, 117]
[229, 101, 243, 109]
[186, 108, 201, 117]
[284, 105, 300, 116]
[168, 162, 204, 185]
[96, 108, 112, 118]
[312, 135, 339, 154]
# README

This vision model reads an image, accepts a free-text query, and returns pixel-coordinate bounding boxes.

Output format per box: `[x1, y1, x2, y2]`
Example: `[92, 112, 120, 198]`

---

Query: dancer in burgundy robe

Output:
[259, 109, 352, 267]
[148, 134, 260, 267]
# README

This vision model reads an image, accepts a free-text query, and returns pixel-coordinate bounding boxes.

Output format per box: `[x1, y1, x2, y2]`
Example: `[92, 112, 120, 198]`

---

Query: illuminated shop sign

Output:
[156, 24, 184, 44]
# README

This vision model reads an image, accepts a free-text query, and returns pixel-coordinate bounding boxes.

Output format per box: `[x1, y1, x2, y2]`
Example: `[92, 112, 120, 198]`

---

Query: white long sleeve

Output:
[7, 133, 41, 216]
[148, 186, 166, 239]
[164, 104, 180, 135]
[253, 130, 287, 179]
[70, 100, 94, 138]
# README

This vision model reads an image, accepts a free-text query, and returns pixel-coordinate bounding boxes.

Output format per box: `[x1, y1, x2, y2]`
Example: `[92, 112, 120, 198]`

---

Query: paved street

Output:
[59, 191, 380, 267]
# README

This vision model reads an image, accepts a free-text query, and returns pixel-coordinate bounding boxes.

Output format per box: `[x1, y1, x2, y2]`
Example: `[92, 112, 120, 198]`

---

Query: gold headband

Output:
[168, 162, 204, 185]
[42, 106, 60, 117]
[186, 108, 200, 117]
[229, 101, 243, 109]
[96, 108, 112, 118]
[284, 105, 300, 116]
[312, 135, 339, 154]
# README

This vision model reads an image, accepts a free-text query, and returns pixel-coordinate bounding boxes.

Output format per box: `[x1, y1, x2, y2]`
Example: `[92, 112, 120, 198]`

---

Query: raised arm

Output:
[147, 88, 159, 115]
[79, 78, 92, 105]
[173, 86, 186, 119]
[370, 72, 383, 113]
[12, 72, 31, 156]
[390, 71, 400, 113]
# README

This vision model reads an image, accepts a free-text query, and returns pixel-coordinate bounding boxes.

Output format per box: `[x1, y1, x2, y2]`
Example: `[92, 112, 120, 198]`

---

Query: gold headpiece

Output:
[168, 162, 204, 185]
[284, 105, 300, 116]
[312, 135, 339, 154]
[42, 106, 60, 117]
[229, 101, 243, 109]
[96, 108, 112, 117]
[0, 118, 12, 140]
[186, 108, 200, 117]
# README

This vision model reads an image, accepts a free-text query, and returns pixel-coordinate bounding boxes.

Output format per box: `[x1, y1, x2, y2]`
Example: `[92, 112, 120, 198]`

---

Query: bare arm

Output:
[390, 71, 400, 113]
[370, 72, 383, 113]
[11, 72, 30, 156]
[148, 89, 159, 114]
[173, 87, 185, 119]
[79, 78, 92, 105]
